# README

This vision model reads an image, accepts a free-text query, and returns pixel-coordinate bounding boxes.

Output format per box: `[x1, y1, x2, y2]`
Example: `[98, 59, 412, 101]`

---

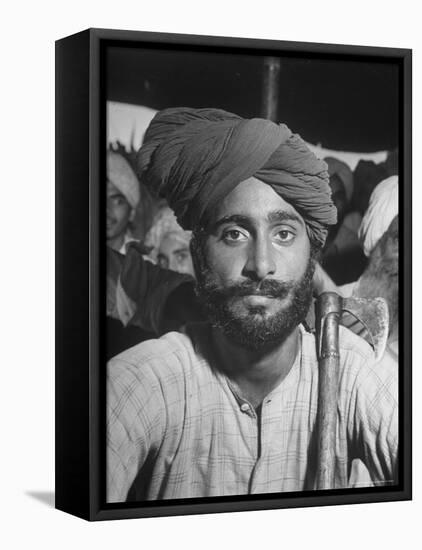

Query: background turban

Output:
[359, 175, 399, 257]
[107, 150, 140, 210]
[144, 206, 192, 264]
[324, 156, 354, 202]
[137, 108, 337, 247]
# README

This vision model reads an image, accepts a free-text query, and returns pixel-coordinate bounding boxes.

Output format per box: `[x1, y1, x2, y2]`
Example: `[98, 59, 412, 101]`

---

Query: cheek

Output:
[114, 205, 131, 225]
[203, 234, 311, 282]
[178, 255, 194, 270]
[282, 233, 312, 274]
[205, 241, 246, 283]
[269, 235, 313, 275]
[179, 261, 195, 277]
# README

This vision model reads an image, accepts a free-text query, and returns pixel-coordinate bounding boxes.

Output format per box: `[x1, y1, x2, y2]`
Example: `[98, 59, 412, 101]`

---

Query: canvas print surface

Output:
[104, 45, 399, 503]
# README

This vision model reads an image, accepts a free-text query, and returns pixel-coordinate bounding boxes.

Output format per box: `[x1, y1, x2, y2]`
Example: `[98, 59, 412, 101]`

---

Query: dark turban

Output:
[137, 108, 337, 247]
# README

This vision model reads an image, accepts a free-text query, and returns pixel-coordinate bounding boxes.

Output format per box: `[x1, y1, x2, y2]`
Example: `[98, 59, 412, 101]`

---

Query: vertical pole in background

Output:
[261, 57, 281, 121]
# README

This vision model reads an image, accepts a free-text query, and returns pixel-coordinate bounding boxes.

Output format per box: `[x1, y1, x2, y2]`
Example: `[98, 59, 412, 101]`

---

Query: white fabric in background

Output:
[107, 101, 157, 151]
[107, 101, 388, 171]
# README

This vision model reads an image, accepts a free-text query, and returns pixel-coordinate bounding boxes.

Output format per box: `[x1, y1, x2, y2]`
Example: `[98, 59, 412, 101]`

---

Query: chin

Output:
[196, 255, 315, 351]
[217, 300, 301, 352]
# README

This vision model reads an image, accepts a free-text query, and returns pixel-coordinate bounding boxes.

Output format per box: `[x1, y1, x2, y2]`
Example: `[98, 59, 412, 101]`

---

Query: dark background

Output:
[106, 45, 399, 152]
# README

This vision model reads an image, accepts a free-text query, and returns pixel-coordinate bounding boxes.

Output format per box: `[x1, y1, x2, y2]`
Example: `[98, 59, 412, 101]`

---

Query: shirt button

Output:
[240, 403, 250, 412]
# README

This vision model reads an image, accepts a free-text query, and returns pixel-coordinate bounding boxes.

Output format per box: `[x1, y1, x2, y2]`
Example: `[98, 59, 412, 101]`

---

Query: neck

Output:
[212, 326, 300, 408]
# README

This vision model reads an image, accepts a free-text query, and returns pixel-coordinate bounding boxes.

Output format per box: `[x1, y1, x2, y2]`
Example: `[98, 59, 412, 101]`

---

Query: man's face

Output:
[106, 181, 132, 240]
[157, 231, 195, 277]
[194, 177, 315, 351]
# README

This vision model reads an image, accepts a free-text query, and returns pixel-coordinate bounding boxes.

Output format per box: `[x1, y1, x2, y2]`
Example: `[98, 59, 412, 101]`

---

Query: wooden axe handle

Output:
[315, 292, 342, 490]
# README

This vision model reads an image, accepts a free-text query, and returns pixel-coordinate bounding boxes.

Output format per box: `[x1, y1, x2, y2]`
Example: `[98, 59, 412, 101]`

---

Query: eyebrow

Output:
[267, 210, 304, 226]
[211, 215, 251, 231]
[211, 210, 303, 231]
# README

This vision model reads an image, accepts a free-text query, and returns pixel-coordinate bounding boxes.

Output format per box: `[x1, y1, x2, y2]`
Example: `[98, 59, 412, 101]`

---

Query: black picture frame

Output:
[55, 28, 412, 521]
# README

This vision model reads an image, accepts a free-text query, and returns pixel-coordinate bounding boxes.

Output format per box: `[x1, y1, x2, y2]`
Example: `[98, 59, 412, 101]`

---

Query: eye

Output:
[109, 195, 128, 208]
[175, 251, 189, 263]
[222, 229, 248, 243]
[157, 254, 169, 269]
[274, 229, 295, 244]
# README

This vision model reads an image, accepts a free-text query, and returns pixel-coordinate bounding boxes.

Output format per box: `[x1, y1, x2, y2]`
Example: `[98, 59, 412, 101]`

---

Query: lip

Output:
[241, 295, 274, 306]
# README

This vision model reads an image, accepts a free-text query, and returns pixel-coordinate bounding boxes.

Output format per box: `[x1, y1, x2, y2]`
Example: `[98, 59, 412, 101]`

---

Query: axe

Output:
[315, 291, 389, 490]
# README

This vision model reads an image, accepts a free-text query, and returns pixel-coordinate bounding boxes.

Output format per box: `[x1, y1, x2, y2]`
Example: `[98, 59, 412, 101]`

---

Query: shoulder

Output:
[106, 333, 197, 452]
[338, 324, 374, 362]
[108, 330, 197, 382]
[300, 323, 373, 362]
[337, 326, 397, 398]
[107, 326, 217, 419]
[300, 324, 379, 380]
[338, 324, 375, 379]
[301, 324, 397, 407]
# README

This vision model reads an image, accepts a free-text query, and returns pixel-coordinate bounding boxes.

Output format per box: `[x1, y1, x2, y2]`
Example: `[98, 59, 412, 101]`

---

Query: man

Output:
[106, 242, 202, 359]
[145, 206, 195, 276]
[324, 156, 353, 244]
[340, 177, 399, 488]
[107, 108, 397, 502]
[345, 176, 399, 362]
[359, 175, 398, 259]
[106, 150, 140, 254]
[322, 156, 366, 284]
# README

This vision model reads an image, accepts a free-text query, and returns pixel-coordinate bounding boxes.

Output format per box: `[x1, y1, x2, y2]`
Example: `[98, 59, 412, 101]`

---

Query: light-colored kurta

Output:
[107, 324, 397, 502]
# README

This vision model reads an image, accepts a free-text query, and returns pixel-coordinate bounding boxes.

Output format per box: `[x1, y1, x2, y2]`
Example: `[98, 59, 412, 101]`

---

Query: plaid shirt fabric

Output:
[107, 324, 398, 502]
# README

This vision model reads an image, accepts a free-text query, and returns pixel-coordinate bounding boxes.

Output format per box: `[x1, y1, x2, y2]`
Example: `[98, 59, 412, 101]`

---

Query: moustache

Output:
[205, 278, 293, 301]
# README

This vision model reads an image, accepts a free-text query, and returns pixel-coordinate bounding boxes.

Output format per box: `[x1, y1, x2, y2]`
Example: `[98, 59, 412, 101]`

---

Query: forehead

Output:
[211, 176, 304, 224]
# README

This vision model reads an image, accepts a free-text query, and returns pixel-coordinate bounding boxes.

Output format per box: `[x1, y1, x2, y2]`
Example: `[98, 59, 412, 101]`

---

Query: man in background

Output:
[345, 176, 399, 362]
[107, 150, 140, 254]
[145, 206, 195, 277]
[322, 156, 366, 284]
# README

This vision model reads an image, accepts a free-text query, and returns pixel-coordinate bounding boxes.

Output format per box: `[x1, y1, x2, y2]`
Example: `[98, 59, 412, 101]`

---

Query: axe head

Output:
[341, 296, 389, 362]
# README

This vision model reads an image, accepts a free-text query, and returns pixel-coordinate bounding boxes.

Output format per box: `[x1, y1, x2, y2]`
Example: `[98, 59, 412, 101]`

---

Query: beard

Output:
[194, 257, 315, 353]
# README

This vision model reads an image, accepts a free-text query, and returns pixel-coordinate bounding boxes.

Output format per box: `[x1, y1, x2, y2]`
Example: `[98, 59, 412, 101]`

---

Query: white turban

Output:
[107, 151, 140, 209]
[359, 175, 398, 257]
[144, 206, 192, 262]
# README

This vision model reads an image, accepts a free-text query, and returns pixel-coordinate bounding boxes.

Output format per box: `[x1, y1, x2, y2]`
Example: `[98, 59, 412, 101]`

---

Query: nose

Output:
[242, 236, 276, 281]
